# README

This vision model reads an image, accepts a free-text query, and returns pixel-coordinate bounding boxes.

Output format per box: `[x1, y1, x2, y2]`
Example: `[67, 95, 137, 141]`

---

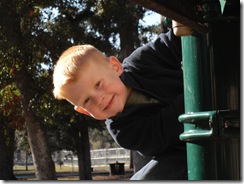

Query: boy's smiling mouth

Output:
[103, 95, 114, 111]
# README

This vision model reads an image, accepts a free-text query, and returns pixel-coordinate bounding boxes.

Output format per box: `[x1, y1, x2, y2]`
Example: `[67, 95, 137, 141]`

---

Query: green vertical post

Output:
[180, 9, 240, 180]
[181, 34, 210, 180]
[175, 0, 240, 180]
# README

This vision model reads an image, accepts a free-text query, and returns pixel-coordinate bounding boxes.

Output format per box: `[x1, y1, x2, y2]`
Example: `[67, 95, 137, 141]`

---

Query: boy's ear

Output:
[108, 56, 123, 75]
[74, 106, 91, 116]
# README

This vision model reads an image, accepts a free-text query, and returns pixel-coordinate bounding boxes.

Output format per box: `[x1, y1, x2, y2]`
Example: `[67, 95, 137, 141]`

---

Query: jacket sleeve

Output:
[106, 94, 185, 157]
[123, 29, 182, 73]
[149, 28, 182, 67]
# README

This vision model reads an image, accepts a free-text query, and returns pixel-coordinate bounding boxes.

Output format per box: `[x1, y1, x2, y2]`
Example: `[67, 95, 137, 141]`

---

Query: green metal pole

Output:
[181, 34, 209, 180]
[178, 0, 240, 180]
[180, 20, 240, 181]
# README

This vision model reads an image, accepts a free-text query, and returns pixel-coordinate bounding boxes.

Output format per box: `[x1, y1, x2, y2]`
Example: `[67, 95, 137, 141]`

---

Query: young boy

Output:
[53, 28, 187, 180]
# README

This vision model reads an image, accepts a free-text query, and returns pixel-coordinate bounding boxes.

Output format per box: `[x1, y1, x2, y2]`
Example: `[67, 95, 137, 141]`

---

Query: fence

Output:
[14, 148, 130, 168]
[55, 148, 130, 168]
[90, 148, 130, 167]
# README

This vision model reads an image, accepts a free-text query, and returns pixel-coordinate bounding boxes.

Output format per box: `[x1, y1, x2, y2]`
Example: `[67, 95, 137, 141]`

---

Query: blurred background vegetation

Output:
[0, 0, 162, 180]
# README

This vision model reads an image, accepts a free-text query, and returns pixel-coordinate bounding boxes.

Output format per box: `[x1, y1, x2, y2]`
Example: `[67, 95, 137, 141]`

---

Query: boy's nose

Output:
[94, 93, 105, 105]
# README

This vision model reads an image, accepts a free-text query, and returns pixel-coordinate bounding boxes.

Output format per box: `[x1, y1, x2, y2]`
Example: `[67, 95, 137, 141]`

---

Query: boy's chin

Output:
[94, 115, 114, 120]
[93, 110, 122, 120]
[92, 115, 107, 120]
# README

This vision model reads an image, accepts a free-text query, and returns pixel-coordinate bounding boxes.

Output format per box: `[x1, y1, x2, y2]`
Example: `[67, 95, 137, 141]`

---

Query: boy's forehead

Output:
[78, 58, 108, 77]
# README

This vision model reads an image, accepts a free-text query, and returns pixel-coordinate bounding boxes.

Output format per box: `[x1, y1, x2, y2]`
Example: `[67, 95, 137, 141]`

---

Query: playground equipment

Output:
[131, 0, 240, 180]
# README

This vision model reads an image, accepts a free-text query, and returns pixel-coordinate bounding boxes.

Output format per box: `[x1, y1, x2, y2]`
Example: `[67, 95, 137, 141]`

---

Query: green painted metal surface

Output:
[181, 34, 211, 180]
[179, 111, 216, 141]
[179, 3, 240, 179]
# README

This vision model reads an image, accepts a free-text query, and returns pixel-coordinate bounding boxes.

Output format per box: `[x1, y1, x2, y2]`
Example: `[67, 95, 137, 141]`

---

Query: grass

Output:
[14, 164, 79, 173]
[14, 164, 129, 173]
[13, 164, 133, 180]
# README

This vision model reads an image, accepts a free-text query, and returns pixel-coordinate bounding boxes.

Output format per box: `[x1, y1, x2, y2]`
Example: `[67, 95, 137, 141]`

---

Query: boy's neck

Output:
[125, 86, 132, 103]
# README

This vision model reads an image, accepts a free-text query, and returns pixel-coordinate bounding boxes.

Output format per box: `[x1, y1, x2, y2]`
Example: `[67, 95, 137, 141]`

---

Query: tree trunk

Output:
[25, 150, 28, 171]
[5, 127, 16, 180]
[24, 111, 56, 180]
[15, 71, 56, 180]
[74, 121, 92, 180]
[0, 121, 10, 180]
[117, 1, 141, 61]
[0, 118, 16, 180]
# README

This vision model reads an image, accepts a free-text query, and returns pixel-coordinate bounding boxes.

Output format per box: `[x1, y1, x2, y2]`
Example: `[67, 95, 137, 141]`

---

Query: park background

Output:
[0, 0, 164, 181]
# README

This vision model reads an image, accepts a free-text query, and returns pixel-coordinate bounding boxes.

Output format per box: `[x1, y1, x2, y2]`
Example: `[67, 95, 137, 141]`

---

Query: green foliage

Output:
[15, 129, 30, 152]
[89, 127, 118, 149]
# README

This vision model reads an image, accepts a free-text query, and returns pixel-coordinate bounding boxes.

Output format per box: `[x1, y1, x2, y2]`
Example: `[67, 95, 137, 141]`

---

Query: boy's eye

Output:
[84, 98, 90, 104]
[95, 81, 101, 88]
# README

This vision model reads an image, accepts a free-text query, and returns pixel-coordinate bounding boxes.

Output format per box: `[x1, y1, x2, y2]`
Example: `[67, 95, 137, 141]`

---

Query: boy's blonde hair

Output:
[53, 44, 106, 99]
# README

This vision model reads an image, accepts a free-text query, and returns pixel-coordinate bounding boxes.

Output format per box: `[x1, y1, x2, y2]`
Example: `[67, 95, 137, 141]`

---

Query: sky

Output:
[141, 11, 161, 26]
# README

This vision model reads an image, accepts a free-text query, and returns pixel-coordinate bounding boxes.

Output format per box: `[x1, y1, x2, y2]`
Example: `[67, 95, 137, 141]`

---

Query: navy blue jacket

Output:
[105, 29, 185, 158]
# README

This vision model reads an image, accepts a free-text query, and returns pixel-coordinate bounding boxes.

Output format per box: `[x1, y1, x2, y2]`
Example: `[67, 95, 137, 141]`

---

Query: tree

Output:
[0, 115, 17, 180]
[45, 104, 94, 180]
[89, 126, 118, 150]
[0, 0, 161, 180]
[0, 0, 57, 179]
[0, 47, 25, 180]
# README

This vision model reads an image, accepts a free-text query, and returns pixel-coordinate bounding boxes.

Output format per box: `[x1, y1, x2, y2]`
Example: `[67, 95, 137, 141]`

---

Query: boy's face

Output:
[62, 56, 130, 120]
